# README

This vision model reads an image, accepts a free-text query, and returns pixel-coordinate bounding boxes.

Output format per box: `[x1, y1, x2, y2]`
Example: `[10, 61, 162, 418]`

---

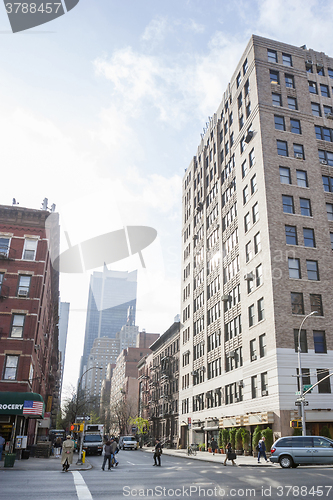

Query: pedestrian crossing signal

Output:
[290, 420, 302, 428]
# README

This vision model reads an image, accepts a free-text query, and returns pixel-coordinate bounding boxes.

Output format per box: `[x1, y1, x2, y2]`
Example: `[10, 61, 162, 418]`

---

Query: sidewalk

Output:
[0, 454, 92, 471]
[140, 447, 273, 467]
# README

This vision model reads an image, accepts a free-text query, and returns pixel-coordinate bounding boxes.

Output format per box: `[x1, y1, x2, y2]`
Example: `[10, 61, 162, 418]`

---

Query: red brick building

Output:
[0, 205, 60, 446]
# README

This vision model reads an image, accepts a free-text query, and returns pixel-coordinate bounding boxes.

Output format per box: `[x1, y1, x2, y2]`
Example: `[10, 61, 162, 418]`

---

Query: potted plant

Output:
[221, 428, 229, 453]
[201, 443, 205, 452]
[229, 427, 236, 451]
[252, 425, 262, 457]
[242, 429, 251, 455]
[218, 429, 223, 452]
[235, 428, 243, 455]
[262, 427, 273, 456]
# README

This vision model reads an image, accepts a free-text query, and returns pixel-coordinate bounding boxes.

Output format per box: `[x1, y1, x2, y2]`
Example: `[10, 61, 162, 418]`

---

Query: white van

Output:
[119, 436, 138, 450]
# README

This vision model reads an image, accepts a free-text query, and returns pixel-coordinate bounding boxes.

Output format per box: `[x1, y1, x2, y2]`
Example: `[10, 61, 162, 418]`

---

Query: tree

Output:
[109, 397, 138, 436]
[252, 425, 262, 452]
[235, 428, 243, 451]
[262, 427, 273, 451]
[242, 429, 250, 453]
[57, 384, 101, 431]
[229, 427, 236, 450]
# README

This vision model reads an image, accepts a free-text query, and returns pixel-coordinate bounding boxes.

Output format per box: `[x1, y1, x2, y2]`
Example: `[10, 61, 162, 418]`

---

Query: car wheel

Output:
[279, 455, 293, 468]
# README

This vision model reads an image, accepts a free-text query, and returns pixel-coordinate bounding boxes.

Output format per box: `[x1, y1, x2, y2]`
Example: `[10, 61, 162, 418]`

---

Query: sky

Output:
[1, 0, 333, 398]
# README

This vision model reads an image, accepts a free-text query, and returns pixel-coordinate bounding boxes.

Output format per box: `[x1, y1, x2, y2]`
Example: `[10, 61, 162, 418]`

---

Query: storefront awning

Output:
[0, 392, 44, 419]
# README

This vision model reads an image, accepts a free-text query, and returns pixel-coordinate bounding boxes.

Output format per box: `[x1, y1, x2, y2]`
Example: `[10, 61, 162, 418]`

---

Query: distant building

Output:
[79, 268, 137, 379]
[58, 301, 69, 402]
[0, 204, 60, 445]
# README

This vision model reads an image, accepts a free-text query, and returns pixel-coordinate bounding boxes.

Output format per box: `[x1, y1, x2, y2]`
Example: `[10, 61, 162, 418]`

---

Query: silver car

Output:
[270, 436, 333, 468]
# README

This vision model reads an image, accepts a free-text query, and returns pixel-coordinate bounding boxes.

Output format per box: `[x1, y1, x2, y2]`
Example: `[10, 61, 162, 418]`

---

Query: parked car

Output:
[119, 436, 138, 450]
[270, 435, 333, 468]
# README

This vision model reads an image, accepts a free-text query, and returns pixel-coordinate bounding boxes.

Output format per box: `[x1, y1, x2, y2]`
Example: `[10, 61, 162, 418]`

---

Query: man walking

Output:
[0, 434, 5, 461]
[102, 440, 112, 471]
[153, 438, 162, 466]
[110, 437, 119, 467]
[257, 436, 268, 463]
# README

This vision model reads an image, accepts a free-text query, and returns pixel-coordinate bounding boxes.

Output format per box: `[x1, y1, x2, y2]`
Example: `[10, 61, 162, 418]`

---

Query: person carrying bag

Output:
[223, 442, 236, 466]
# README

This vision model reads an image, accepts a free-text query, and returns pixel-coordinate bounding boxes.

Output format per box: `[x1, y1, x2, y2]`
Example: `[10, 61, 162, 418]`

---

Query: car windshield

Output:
[84, 435, 102, 442]
[124, 437, 136, 441]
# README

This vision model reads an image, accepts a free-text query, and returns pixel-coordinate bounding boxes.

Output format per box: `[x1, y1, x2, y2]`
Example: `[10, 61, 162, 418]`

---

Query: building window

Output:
[288, 258, 301, 279]
[280, 166, 291, 184]
[242, 160, 248, 178]
[17, 275, 31, 297]
[296, 170, 308, 188]
[249, 148, 255, 167]
[283, 195, 294, 214]
[272, 93, 282, 106]
[285, 225, 297, 245]
[10, 314, 25, 338]
[250, 174, 257, 194]
[243, 59, 248, 75]
[268, 50, 278, 63]
[243, 185, 249, 205]
[275, 115, 285, 131]
[251, 375, 257, 398]
[317, 369, 331, 393]
[291, 119, 301, 134]
[319, 150, 333, 166]
[0, 273, 3, 294]
[315, 126, 333, 142]
[245, 241, 252, 263]
[250, 339, 257, 360]
[240, 137, 245, 154]
[294, 329, 307, 353]
[296, 368, 310, 391]
[285, 74, 294, 88]
[310, 294, 323, 316]
[309, 81, 318, 94]
[314, 331, 327, 353]
[306, 260, 319, 280]
[254, 232, 261, 253]
[257, 298, 264, 321]
[261, 372, 268, 396]
[322, 176, 333, 192]
[252, 202, 259, 223]
[328, 68, 333, 79]
[324, 105, 333, 116]
[317, 66, 325, 76]
[288, 97, 297, 110]
[0, 237, 10, 257]
[320, 84, 330, 97]
[270, 70, 279, 84]
[293, 143, 304, 159]
[244, 212, 250, 232]
[22, 239, 38, 261]
[3, 355, 19, 380]
[303, 228, 315, 247]
[248, 304, 255, 327]
[326, 203, 333, 221]
[300, 198, 311, 216]
[282, 53, 292, 66]
[277, 140, 288, 156]
[256, 264, 263, 287]
[291, 292, 304, 314]
[311, 102, 321, 117]
[330, 233, 333, 250]
[259, 333, 266, 357]
[236, 72, 241, 88]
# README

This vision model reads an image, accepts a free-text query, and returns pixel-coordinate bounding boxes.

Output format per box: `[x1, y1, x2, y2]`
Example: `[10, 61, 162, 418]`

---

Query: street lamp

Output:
[297, 311, 318, 436]
[76, 366, 103, 464]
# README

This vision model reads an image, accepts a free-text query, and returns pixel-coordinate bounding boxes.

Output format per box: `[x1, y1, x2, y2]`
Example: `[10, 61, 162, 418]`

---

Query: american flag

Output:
[23, 400, 44, 416]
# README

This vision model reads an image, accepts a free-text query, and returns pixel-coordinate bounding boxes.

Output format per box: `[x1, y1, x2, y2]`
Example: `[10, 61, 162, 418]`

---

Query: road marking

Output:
[127, 460, 136, 465]
[72, 471, 93, 500]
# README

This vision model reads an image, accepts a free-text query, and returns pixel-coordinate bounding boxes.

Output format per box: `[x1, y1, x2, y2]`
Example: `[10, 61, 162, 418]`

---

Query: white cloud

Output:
[141, 16, 169, 43]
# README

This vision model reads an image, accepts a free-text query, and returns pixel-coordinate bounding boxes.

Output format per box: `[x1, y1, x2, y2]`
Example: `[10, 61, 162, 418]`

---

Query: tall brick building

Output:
[180, 35, 333, 446]
[0, 205, 60, 445]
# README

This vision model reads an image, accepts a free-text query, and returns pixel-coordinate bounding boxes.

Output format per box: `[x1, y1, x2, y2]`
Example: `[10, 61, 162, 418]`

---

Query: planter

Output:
[4, 453, 16, 468]
[235, 449, 243, 455]
[244, 450, 251, 456]
[208, 448, 212, 453]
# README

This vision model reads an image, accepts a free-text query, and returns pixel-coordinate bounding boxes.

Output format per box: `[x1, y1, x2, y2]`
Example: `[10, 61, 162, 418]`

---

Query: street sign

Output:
[76, 416, 90, 421]
[303, 384, 313, 393]
[295, 391, 301, 395]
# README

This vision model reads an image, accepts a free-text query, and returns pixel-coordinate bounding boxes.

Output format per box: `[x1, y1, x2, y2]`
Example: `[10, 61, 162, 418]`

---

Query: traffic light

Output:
[70, 424, 74, 431]
[74, 423, 84, 432]
[290, 420, 302, 428]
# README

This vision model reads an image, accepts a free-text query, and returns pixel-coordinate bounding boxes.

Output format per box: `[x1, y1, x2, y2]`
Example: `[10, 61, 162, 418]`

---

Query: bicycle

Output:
[187, 444, 197, 456]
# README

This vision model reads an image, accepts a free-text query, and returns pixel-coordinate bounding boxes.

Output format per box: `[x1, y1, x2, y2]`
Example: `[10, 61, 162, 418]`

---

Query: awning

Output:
[0, 392, 44, 419]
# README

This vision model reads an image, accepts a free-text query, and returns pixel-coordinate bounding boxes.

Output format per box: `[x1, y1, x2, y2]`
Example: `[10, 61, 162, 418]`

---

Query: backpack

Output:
[256, 444, 260, 451]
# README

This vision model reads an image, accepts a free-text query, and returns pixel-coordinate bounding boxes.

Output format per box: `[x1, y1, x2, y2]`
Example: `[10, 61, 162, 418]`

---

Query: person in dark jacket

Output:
[223, 442, 236, 466]
[153, 438, 162, 466]
[102, 441, 112, 470]
[110, 437, 119, 467]
[257, 437, 268, 463]
[211, 439, 218, 454]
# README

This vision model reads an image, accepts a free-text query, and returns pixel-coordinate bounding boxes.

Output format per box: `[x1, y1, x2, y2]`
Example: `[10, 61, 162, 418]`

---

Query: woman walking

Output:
[223, 442, 236, 466]
[61, 435, 74, 472]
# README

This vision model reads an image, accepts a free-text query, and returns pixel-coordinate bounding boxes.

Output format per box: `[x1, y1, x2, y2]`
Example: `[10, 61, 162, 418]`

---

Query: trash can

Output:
[4, 453, 16, 468]
[22, 449, 30, 460]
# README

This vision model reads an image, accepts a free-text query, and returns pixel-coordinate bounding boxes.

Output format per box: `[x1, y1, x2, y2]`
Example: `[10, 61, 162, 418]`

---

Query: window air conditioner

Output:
[197, 202, 203, 212]
[244, 273, 254, 281]
[305, 60, 313, 67]
[316, 63, 324, 70]
[221, 294, 232, 302]
[0, 251, 8, 258]
[251, 355, 257, 361]
[235, 397, 240, 402]
[326, 112, 333, 120]
[295, 153, 303, 159]
[226, 350, 235, 358]
[18, 289, 28, 297]
[245, 131, 254, 143]
[320, 160, 328, 165]
[262, 390, 268, 396]
[238, 381, 244, 388]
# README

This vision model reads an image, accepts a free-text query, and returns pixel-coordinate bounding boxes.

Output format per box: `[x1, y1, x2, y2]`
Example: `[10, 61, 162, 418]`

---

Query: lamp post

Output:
[297, 311, 317, 436]
[76, 366, 103, 464]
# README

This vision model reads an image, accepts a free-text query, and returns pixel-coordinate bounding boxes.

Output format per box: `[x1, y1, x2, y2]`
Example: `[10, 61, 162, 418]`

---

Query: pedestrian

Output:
[211, 438, 218, 455]
[153, 438, 162, 466]
[54, 436, 62, 458]
[257, 436, 268, 463]
[110, 437, 119, 467]
[0, 434, 5, 461]
[61, 435, 74, 472]
[102, 440, 112, 471]
[223, 442, 236, 466]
